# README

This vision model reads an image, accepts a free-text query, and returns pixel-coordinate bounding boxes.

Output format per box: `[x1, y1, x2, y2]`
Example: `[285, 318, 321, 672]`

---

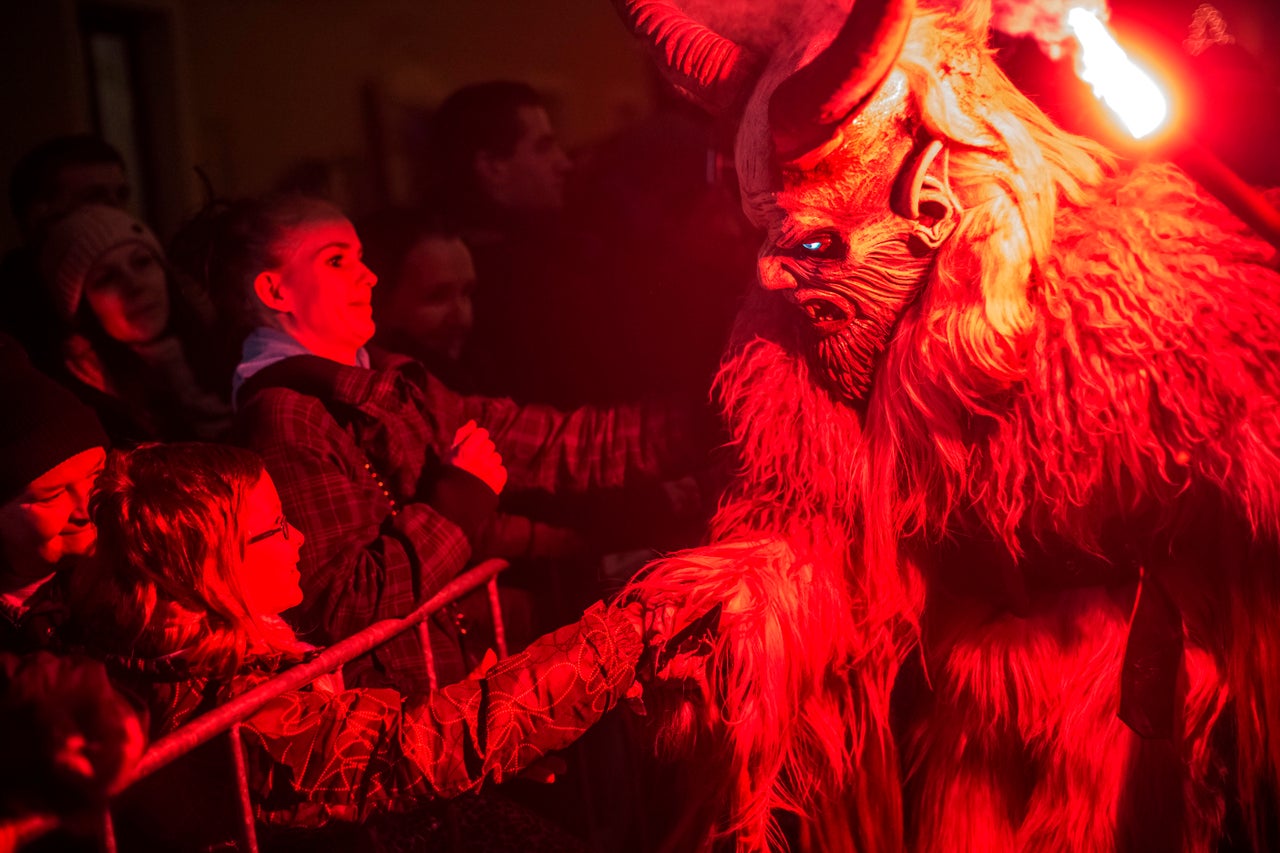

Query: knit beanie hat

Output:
[0, 338, 109, 504]
[39, 204, 163, 323]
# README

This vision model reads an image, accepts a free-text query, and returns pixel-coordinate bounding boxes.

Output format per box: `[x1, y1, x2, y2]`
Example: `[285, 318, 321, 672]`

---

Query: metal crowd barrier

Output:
[8, 559, 510, 853]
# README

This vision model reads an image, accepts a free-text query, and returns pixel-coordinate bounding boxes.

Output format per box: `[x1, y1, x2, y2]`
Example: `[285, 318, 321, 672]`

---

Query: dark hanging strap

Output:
[234, 355, 347, 410]
[1119, 566, 1184, 740]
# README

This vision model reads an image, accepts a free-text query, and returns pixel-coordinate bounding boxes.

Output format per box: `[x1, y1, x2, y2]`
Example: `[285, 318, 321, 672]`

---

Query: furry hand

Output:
[620, 594, 722, 684]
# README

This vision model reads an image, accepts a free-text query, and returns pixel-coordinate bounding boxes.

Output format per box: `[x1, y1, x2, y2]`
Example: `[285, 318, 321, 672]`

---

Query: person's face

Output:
[385, 236, 475, 360]
[265, 218, 378, 362]
[25, 163, 131, 236]
[0, 447, 106, 572]
[57, 162, 130, 210]
[84, 243, 170, 344]
[237, 472, 304, 617]
[481, 106, 572, 214]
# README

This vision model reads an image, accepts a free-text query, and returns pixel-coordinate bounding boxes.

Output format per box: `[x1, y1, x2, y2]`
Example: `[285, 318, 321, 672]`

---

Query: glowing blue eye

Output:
[798, 233, 838, 256]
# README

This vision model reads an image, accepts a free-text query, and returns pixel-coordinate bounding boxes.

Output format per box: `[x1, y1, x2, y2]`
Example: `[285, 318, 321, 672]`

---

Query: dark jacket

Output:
[234, 348, 697, 693]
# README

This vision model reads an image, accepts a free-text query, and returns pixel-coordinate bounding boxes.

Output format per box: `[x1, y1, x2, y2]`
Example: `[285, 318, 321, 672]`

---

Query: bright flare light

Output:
[1066, 7, 1169, 139]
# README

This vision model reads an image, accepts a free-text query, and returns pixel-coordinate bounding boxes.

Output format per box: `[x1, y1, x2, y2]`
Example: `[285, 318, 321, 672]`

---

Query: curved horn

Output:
[770, 0, 916, 162]
[612, 0, 762, 114]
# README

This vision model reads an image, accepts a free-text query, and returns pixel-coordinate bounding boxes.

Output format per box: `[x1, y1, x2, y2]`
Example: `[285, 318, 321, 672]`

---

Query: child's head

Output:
[80, 442, 305, 674]
[172, 194, 377, 363]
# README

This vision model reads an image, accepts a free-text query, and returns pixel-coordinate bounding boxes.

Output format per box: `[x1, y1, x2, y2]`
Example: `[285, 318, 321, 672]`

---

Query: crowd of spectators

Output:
[0, 78, 752, 851]
[5, 3, 1279, 848]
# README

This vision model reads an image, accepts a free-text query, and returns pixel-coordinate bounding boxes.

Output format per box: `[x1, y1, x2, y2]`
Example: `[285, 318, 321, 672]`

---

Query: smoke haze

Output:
[990, 0, 1108, 58]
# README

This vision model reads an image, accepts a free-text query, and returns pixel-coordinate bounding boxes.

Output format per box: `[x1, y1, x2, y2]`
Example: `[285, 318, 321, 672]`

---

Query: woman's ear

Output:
[252, 270, 288, 313]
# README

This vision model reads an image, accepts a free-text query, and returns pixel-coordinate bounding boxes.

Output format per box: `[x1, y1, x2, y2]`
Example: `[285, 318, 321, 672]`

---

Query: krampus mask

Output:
[616, 0, 1280, 850]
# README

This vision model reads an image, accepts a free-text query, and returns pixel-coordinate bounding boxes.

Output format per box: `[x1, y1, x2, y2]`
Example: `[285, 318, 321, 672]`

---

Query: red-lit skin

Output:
[446, 419, 506, 496]
[84, 243, 171, 344]
[237, 472, 305, 617]
[254, 218, 378, 365]
[0, 447, 107, 586]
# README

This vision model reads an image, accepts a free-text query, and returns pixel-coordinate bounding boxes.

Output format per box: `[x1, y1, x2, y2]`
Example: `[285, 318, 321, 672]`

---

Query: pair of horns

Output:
[612, 0, 916, 161]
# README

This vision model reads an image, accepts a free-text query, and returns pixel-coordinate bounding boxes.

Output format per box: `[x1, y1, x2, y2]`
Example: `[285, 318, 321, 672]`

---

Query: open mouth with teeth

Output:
[795, 292, 854, 336]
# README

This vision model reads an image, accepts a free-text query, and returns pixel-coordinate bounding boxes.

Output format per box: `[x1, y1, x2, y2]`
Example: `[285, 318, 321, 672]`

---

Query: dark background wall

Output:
[4, 0, 1280, 247]
[0, 0, 655, 244]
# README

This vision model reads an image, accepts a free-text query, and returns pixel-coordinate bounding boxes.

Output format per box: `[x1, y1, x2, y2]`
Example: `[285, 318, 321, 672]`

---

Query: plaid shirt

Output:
[236, 349, 697, 693]
[117, 601, 640, 829]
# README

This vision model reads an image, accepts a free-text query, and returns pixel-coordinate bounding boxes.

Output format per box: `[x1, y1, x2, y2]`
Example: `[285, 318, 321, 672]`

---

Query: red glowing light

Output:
[1067, 7, 1169, 139]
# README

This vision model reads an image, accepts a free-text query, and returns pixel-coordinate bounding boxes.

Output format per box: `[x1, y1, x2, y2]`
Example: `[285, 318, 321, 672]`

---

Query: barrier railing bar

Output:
[100, 808, 116, 853]
[418, 620, 439, 691]
[486, 577, 508, 659]
[130, 558, 508, 782]
[228, 722, 259, 853]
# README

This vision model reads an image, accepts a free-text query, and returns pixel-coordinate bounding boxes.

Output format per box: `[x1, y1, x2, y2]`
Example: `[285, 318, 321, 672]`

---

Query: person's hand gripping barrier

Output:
[444, 420, 507, 495]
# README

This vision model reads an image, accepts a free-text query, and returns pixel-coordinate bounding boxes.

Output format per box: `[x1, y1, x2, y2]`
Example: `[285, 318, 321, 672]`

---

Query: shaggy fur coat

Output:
[634, 159, 1280, 851]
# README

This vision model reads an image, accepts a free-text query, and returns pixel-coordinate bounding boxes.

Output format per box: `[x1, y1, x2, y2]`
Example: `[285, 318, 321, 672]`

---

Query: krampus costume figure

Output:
[614, 0, 1280, 850]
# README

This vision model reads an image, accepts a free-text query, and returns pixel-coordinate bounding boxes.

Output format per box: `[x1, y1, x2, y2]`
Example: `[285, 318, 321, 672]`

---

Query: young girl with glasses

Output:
[71, 442, 662, 843]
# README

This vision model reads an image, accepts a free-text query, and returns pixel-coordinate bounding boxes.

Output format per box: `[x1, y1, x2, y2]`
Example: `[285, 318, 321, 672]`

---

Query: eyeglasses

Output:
[247, 514, 291, 545]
